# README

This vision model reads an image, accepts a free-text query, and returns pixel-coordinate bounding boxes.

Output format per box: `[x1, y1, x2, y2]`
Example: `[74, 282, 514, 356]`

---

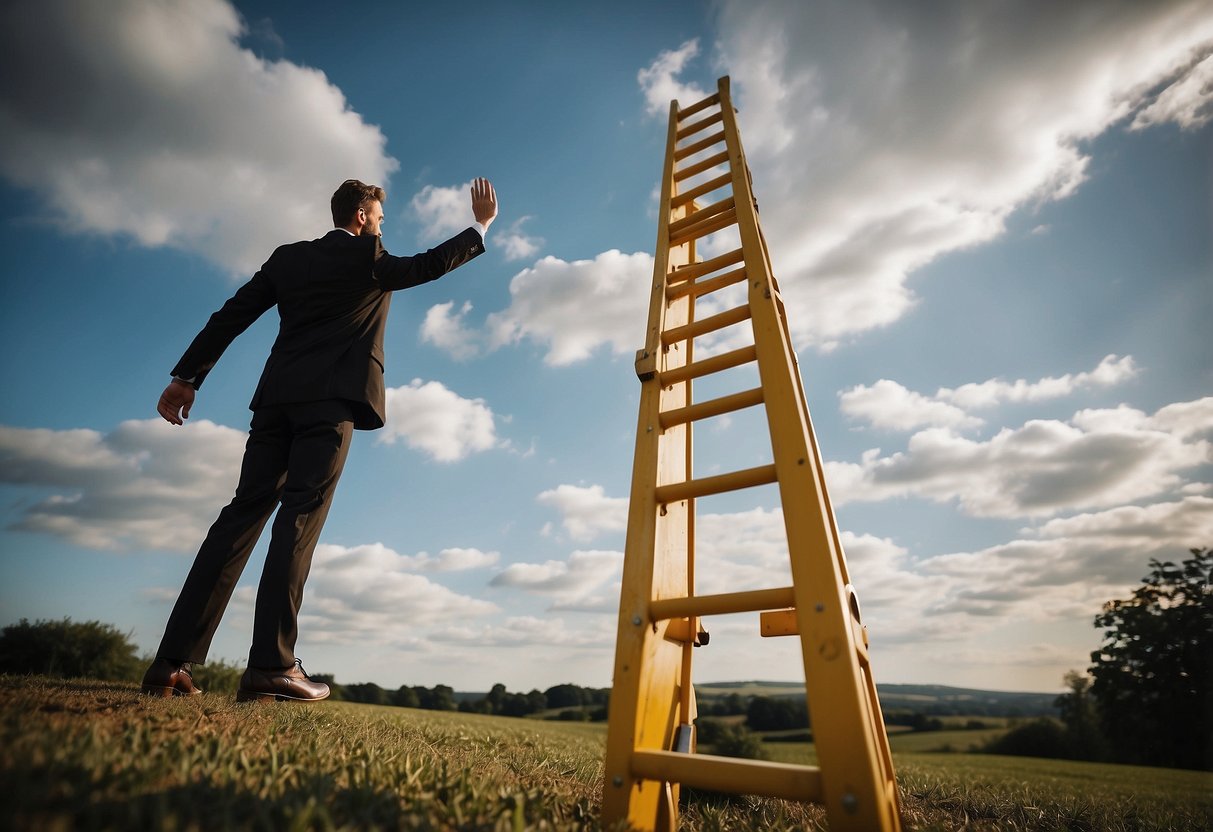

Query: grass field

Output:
[2, 675, 1210, 831]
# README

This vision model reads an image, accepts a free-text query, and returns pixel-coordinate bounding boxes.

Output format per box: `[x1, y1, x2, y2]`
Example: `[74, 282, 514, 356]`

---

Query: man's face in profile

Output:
[359, 200, 384, 236]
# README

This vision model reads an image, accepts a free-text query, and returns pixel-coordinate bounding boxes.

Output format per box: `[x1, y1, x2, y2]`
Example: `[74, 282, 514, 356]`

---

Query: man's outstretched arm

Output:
[374, 177, 499, 291]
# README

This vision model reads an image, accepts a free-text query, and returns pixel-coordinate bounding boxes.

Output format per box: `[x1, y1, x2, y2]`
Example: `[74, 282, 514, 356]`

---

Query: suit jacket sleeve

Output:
[170, 260, 278, 390]
[372, 227, 485, 291]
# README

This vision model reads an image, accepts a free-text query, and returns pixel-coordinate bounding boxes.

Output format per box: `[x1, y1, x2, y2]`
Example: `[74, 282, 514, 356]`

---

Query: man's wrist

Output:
[171, 376, 196, 389]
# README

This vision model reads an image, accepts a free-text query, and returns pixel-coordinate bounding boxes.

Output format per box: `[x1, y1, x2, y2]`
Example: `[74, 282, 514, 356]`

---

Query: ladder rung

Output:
[674, 150, 729, 183]
[650, 586, 794, 620]
[675, 110, 723, 141]
[662, 304, 750, 346]
[658, 345, 756, 385]
[668, 196, 734, 237]
[674, 129, 726, 162]
[672, 173, 732, 209]
[659, 387, 763, 429]
[667, 265, 747, 302]
[654, 463, 777, 503]
[669, 207, 737, 248]
[669, 248, 744, 282]
[677, 92, 720, 120]
[631, 750, 823, 803]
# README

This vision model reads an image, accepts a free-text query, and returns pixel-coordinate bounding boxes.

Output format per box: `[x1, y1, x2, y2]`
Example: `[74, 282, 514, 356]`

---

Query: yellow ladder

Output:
[602, 76, 902, 832]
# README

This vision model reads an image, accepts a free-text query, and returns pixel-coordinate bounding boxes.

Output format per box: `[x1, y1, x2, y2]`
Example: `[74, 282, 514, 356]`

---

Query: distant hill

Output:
[696, 680, 1057, 717]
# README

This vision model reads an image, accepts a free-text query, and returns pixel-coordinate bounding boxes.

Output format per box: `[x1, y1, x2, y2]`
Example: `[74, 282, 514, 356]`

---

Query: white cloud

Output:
[919, 496, 1213, 619]
[637, 39, 709, 116]
[313, 542, 499, 574]
[685, 496, 1212, 658]
[649, 1, 1213, 348]
[427, 615, 614, 649]
[420, 300, 483, 361]
[536, 483, 628, 541]
[498, 216, 544, 262]
[0, 0, 397, 276]
[1131, 52, 1213, 130]
[409, 180, 477, 240]
[0, 419, 245, 551]
[486, 250, 653, 365]
[840, 355, 1138, 431]
[490, 549, 623, 610]
[839, 379, 982, 433]
[381, 379, 500, 462]
[301, 542, 499, 645]
[827, 398, 1213, 518]
[942, 355, 1139, 411]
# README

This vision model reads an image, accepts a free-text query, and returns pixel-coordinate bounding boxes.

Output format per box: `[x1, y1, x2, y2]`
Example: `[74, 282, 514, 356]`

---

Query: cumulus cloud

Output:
[840, 355, 1138, 431]
[427, 615, 615, 649]
[490, 549, 623, 610]
[686, 496, 1212, 657]
[409, 180, 479, 240]
[486, 250, 654, 365]
[420, 300, 483, 361]
[497, 216, 544, 262]
[381, 379, 500, 461]
[839, 380, 982, 433]
[919, 496, 1213, 619]
[639, 0, 1213, 348]
[536, 484, 628, 542]
[300, 542, 499, 644]
[314, 542, 499, 574]
[0, 0, 397, 276]
[827, 397, 1213, 518]
[942, 355, 1139, 410]
[638, 39, 710, 116]
[1131, 52, 1213, 130]
[0, 419, 245, 551]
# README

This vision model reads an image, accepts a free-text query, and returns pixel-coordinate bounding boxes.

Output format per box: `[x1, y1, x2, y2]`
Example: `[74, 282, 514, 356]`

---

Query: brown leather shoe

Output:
[141, 658, 203, 697]
[236, 658, 330, 702]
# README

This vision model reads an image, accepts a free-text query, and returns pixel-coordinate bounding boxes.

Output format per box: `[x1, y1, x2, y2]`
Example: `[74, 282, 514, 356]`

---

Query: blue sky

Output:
[1, 0, 1210, 694]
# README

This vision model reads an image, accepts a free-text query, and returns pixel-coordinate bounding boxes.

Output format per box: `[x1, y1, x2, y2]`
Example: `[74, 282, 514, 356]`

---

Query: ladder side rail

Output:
[716, 75, 899, 832]
[603, 98, 695, 830]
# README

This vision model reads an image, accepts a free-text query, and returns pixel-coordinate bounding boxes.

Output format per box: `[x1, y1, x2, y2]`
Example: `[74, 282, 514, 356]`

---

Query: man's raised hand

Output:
[471, 177, 498, 232]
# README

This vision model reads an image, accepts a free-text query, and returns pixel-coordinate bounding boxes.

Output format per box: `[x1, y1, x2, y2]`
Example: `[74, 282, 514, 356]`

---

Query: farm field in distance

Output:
[2, 675, 1210, 831]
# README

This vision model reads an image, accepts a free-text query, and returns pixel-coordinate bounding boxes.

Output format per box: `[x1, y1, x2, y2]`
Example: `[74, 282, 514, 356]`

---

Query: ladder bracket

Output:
[663, 617, 710, 646]
[760, 608, 799, 637]
[634, 348, 658, 381]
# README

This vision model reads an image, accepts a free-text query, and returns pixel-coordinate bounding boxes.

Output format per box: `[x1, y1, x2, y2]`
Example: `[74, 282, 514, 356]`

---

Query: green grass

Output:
[2, 675, 1210, 831]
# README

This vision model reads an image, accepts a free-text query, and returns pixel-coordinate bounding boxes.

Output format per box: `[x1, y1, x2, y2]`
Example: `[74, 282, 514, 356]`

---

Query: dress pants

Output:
[157, 399, 355, 668]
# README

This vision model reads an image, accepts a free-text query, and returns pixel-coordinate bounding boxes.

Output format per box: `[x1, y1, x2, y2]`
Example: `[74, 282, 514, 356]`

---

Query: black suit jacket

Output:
[171, 227, 485, 430]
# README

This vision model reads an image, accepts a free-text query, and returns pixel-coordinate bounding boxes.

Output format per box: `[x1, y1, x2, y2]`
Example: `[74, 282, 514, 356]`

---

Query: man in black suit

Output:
[141, 178, 497, 702]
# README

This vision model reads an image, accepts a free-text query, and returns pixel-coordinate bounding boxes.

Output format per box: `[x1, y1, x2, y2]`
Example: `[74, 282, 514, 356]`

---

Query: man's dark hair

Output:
[331, 179, 387, 226]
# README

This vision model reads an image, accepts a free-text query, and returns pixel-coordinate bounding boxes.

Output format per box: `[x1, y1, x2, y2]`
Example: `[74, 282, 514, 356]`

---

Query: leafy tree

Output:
[697, 719, 768, 760]
[1088, 547, 1212, 771]
[0, 618, 142, 681]
[745, 695, 809, 731]
[392, 685, 420, 709]
[1053, 670, 1107, 761]
[344, 682, 389, 705]
[543, 683, 585, 708]
[984, 718, 1071, 759]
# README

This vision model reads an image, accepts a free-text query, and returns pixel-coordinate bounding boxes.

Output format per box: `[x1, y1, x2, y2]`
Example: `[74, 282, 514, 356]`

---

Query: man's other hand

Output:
[158, 380, 195, 425]
[471, 177, 498, 231]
